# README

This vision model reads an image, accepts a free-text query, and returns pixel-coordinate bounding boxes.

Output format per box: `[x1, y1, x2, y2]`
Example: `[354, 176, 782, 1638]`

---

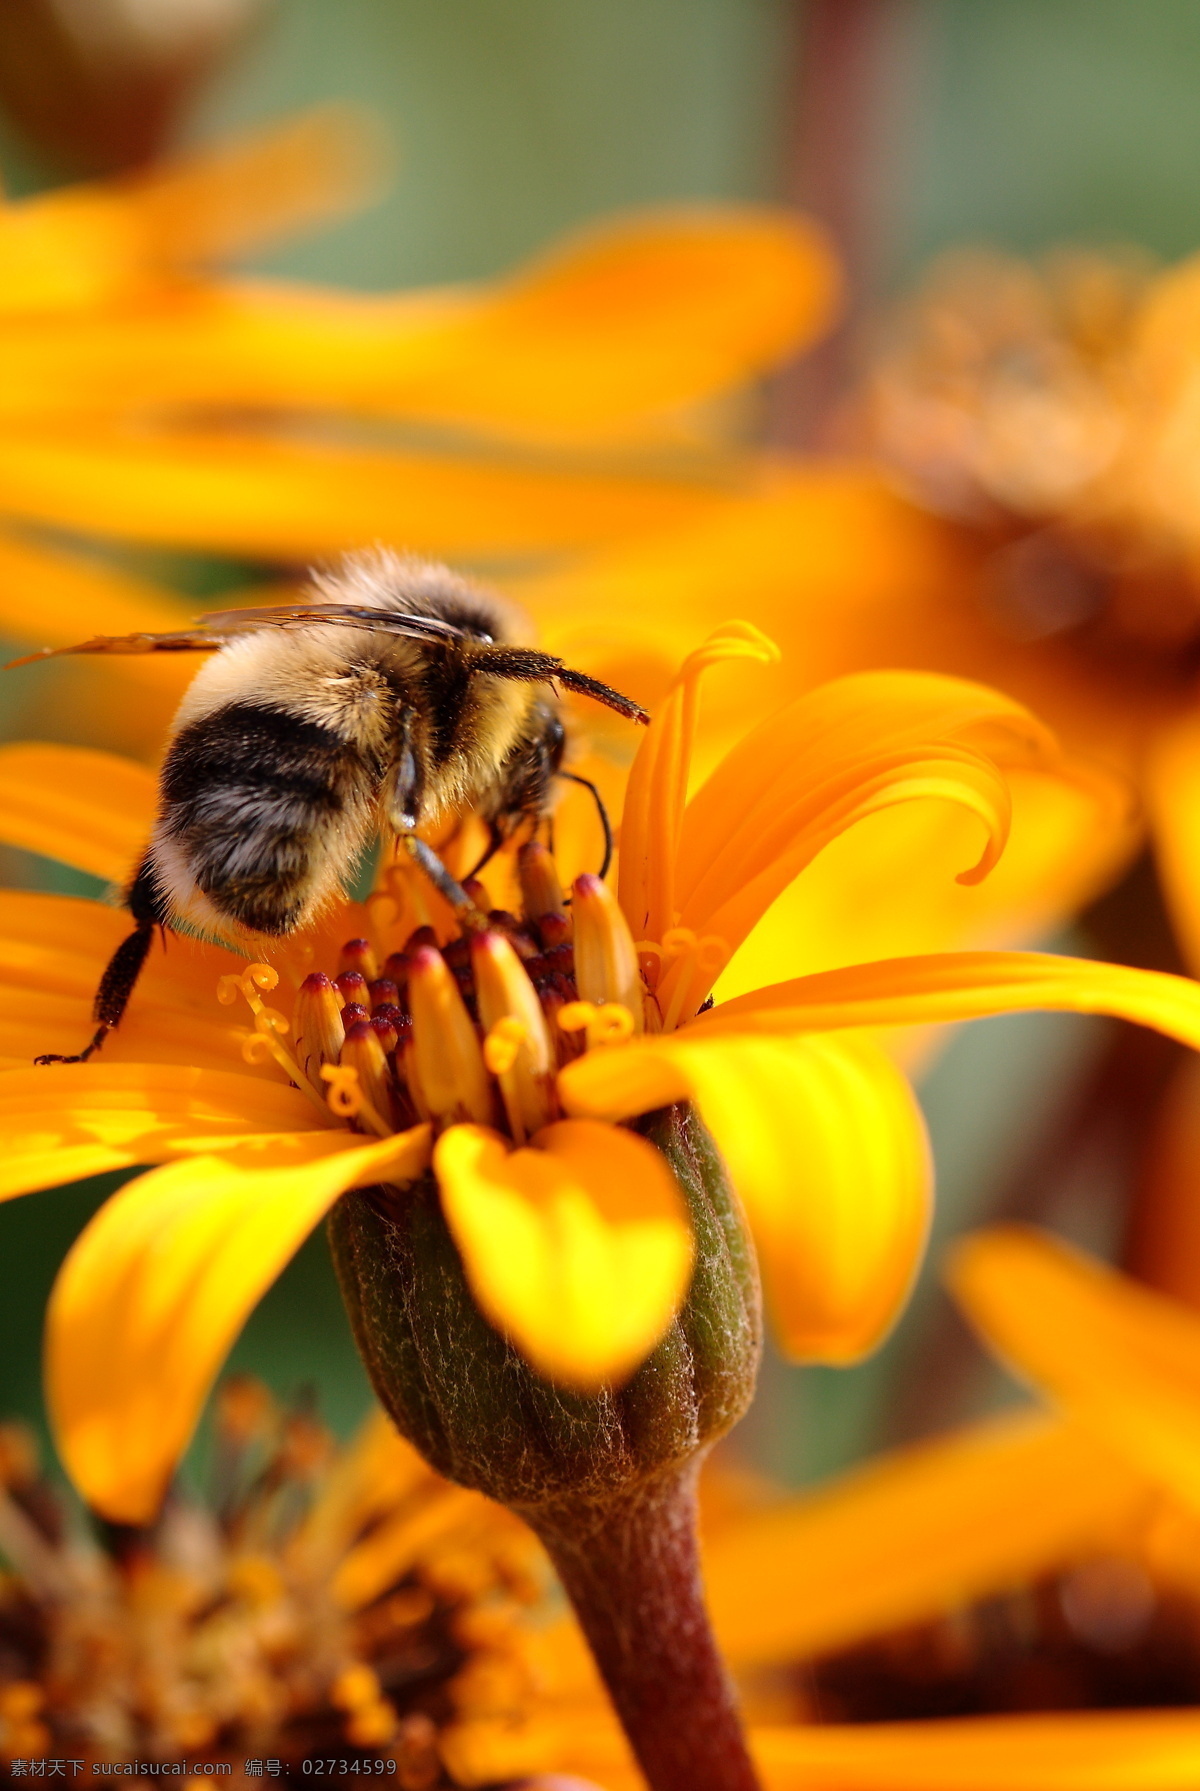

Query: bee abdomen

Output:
[158, 702, 383, 935]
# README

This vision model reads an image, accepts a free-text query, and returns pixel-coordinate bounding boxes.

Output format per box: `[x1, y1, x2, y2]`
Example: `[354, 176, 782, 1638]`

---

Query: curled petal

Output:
[673, 671, 1063, 963]
[948, 1225, 1200, 1520]
[433, 1119, 694, 1390]
[47, 1126, 431, 1523]
[560, 1031, 929, 1362]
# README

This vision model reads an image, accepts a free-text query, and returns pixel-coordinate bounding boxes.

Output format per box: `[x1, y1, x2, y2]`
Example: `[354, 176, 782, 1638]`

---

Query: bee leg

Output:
[464, 818, 506, 881]
[556, 769, 615, 881]
[399, 832, 488, 933]
[36, 858, 167, 1065]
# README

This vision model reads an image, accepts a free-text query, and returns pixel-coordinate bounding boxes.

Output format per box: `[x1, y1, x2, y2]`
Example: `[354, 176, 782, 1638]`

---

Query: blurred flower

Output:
[0, 1375, 578, 1783]
[2, 632, 1200, 1527]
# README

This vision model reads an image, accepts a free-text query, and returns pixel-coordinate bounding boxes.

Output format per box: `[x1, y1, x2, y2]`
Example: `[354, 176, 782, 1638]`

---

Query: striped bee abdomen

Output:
[156, 700, 387, 934]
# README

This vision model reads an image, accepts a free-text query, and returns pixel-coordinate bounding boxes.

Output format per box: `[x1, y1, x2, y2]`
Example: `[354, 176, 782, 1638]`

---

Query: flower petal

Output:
[433, 1118, 694, 1389]
[47, 1126, 431, 1523]
[697, 950, 1200, 1053]
[0, 424, 733, 562]
[0, 107, 378, 313]
[749, 1709, 1200, 1790]
[704, 1412, 1150, 1667]
[672, 671, 1064, 965]
[0, 1061, 329, 1199]
[948, 1225, 1200, 1521]
[8, 210, 836, 441]
[559, 1032, 929, 1362]
[0, 744, 154, 880]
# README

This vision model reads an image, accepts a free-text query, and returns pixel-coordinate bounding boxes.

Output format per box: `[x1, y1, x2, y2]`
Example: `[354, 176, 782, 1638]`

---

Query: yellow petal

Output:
[433, 1118, 694, 1389]
[948, 1225, 1200, 1522]
[559, 1031, 929, 1362]
[0, 743, 154, 880]
[704, 1412, 1151, 1668]
[673, 671, 1064, 967]
[698, 950, 1200, 1054]
[1147, 708, 1200, 976]
[0, 1061, 329, 1198]
[618, 621, 781, 945]
[5, 209, 836, 441]
[0, 107, 380, 313]
[47, 1126, 431, 1523]
[715, 760, 1138, 1007]
[0, 424, 737, 561]
[749, 1709, 1200, 1790]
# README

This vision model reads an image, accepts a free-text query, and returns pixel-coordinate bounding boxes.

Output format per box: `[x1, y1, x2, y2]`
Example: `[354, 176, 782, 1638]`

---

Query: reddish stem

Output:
[526, 1463, 760, 1791]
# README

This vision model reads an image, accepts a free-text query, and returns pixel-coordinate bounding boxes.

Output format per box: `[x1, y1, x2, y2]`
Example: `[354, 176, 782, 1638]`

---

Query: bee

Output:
[10, 551, 648, 1064]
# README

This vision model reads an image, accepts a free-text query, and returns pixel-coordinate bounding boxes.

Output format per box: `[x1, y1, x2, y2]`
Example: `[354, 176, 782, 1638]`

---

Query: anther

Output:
[407, 945, 495, 1127]
[519, 840, 569, 924]
[471, 930, 557, 1141]
[537, 911, 573, 951]
[404, 926, 438, 954]
[334, 970, 369, 1010]
[339, 1002, 370, 1032]
[339, 1022, 396, 1136]
[382, 952, 411, 994]
[461, 877, 490, 910]
[571, 874, 644, 1034]
[368, 977, 400, 1013]
[338, 938, 379, 982]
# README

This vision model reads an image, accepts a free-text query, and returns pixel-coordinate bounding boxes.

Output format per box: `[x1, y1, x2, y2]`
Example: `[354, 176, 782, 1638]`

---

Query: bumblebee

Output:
[10, 551, 647, 1063]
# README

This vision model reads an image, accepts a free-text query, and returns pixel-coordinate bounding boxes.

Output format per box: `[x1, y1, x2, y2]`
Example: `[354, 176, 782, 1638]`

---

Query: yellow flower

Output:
[4, 630, 1200, 1533]
[0, 108, 836, 675]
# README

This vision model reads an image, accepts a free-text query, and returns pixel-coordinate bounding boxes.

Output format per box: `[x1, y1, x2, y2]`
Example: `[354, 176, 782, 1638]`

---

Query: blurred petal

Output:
[704, 1412, 1150, 1667]
[0, 742, 154, 879]
[674, 672, 1064, 963]
[0, 425, 731, 561]
[0, 1061, 329, 1197]
[47, 1125, 431, 1522]
[0, 107, 381, 313]
[1128, 1054, 1200, 1309]
[434, 1118, 694, 1389]
[1147, 707, 1200, 975]
[7, 209, 837, 440]
[948, 1226, 1200, 1521]
[748, 1709, 1200, 1790]
[698, 950, 1200, 1053]
[559, 1031, 929, 1362]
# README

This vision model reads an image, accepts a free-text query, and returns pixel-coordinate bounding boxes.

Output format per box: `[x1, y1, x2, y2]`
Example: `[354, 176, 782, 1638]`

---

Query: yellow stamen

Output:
[218, 964, 329, 1113]
[407, 946, 495, 1127]
[557, 999, 636, 1052]
[656, 928, 732, 1033]
[472, 930, 557, 1143]
[319, 1063, 392, 1139]
[572, 874, 644, 1033]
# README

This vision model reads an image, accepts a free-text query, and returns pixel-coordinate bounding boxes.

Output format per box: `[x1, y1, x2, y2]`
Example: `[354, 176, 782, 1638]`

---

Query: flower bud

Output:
[293, 972, 344, 1082]
[407, 947, 495, 1126]
[471, 931, 556, 1141]
[572, 876, 643, 1032]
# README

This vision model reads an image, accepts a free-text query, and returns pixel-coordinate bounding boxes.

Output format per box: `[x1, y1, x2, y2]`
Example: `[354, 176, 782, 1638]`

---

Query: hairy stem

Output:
[526, 1462, 761, 1791]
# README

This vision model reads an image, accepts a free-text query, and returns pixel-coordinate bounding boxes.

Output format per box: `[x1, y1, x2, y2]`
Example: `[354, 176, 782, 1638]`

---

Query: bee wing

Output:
[4, 629, 223, 668]
[4, 603, 471, 670]
[196, 602, 471, 642]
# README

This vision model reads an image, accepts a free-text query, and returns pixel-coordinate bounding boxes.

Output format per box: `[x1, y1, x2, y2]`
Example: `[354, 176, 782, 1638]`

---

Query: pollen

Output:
[210, 841, 659, 1151]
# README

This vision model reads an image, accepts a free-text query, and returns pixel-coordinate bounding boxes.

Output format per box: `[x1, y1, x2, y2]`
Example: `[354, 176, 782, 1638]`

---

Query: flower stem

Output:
[527, 1461, 761, 1791]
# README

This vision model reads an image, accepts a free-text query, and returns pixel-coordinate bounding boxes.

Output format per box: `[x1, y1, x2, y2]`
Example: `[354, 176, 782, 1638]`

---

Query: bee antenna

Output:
[472, 646, 649, 725]
[557, 769, 616, 880]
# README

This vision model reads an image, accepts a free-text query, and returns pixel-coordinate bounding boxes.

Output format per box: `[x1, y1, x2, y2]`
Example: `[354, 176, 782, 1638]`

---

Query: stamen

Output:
[319, 1063, 392, 1139]
[339, 1001, 371, 1031]
[368, 978, 401, 1013]
[407, 946, 495, 1128]
[518, 840, 568, 928]
[572, 875, 644, 1033]
[218, 963, 329, 1114]
[334, 970, 370, 1011]
[293, 972, 346, 1083]
[382, 952, 411, 995]
[472, 930, 557, 1142]
[338, 938, 379, 981]
[657, 929, 731, 1033]
[339, 1023, 397, 1137]
[557, 1000, 636, 1052]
